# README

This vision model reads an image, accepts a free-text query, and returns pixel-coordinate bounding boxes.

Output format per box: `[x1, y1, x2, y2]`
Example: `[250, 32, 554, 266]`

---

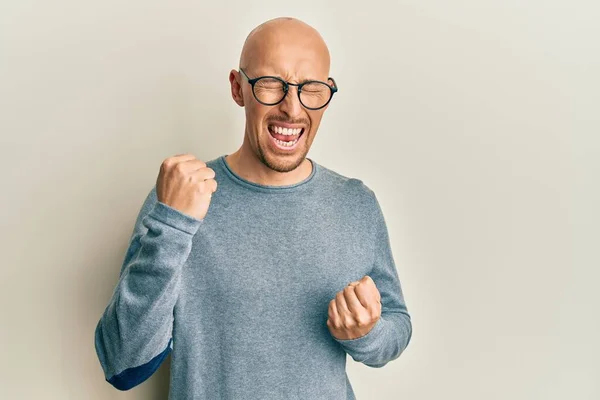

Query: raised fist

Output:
[156, 153, 217, 221]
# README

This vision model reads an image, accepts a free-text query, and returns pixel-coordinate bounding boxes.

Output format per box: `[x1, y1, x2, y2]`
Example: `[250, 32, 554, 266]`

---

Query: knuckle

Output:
[161, 158, 172, 171]
[343, 318, 356, 329]
[174, 161, 185, 174]
[203, 167, 215, 179]
[356, 314, 370, 327]
[371, 309, 379, 320]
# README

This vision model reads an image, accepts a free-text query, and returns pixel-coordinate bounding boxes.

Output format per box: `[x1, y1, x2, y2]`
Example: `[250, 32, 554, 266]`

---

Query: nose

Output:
[278, 85, 303, 119]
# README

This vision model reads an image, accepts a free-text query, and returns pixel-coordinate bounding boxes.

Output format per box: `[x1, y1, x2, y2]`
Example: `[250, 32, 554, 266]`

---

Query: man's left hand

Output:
[326, 275, 382, 340]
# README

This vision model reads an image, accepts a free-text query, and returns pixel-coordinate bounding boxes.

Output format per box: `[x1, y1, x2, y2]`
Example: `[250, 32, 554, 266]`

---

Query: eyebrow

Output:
[290, 78, 312, 84]
[254, 70, 320, 84]
[274, 74, 312, 84]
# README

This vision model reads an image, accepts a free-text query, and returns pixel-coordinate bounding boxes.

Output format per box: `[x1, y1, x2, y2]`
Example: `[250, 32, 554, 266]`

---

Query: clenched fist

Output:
[156, 153, 217, 221]
[327, 275, 382, 340]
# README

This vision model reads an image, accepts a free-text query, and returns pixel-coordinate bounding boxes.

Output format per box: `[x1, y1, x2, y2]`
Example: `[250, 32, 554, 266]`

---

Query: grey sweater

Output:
[94, 154, 412, 399]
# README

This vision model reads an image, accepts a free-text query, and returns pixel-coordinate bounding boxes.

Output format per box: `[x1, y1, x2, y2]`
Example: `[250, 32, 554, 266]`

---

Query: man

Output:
[94, 17, 412, 400]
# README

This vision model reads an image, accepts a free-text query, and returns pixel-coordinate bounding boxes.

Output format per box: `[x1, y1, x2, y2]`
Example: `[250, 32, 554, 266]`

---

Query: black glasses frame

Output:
[239, 68, 338, 110]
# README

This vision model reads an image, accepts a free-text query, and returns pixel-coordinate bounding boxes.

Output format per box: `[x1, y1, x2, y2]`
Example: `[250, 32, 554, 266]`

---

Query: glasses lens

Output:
[253, 77, 286, 105]
[300, 82, 332, 109]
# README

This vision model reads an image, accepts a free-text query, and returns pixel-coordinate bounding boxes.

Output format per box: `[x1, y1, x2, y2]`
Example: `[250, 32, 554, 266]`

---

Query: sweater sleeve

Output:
[333, 189, 412, 367]
[94, 186, 202, 390]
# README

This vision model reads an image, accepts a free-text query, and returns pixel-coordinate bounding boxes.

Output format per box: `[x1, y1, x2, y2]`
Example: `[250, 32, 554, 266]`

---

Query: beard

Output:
[255, 130, 309, 173]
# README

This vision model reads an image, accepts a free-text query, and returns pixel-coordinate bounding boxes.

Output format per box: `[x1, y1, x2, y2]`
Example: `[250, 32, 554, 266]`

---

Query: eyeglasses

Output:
[239, 68, 338, 110]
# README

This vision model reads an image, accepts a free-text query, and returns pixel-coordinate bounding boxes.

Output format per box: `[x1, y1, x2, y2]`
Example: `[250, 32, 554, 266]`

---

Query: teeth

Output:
[271, 126, 302, 135]
[274, 137, 299, 147]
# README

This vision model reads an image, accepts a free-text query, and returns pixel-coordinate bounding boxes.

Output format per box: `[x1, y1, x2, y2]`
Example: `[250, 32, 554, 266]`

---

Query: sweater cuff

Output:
[333, 317, 385, 352]
[147, 201, 203, 235]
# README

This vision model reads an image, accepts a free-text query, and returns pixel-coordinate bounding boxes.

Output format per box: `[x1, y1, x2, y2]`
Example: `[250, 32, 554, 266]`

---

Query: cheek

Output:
[245, 113, 267, 139]
[307, 112, 325, 134]
[246, 103, 269, 127]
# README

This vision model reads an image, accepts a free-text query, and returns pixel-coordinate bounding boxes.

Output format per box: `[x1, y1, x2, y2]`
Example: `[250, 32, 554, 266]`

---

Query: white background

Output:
[1, 1, 598, 399]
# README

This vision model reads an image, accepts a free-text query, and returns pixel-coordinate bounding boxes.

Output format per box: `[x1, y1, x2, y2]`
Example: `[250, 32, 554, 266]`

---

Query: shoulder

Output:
[316, 161, 379, 210]
[204, 155, 221, 169]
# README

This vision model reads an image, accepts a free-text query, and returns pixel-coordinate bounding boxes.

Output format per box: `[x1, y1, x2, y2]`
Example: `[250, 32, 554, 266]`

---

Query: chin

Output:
[257, 134, 308, 173]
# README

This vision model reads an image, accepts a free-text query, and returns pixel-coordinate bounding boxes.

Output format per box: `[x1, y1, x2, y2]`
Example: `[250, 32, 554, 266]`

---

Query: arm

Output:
[333, 189, 412, 367]
[94, 186, 202, 390]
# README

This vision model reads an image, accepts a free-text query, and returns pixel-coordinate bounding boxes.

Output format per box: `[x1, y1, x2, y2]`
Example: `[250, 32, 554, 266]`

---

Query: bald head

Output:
[239, 17, 331, 80]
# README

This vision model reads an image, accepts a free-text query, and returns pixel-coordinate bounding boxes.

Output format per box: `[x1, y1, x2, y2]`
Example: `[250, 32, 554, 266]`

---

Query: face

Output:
[229, 35, 332, 173]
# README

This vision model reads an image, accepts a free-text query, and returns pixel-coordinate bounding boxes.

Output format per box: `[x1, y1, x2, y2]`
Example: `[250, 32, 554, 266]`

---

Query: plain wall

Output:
[1, 1, 598, 399]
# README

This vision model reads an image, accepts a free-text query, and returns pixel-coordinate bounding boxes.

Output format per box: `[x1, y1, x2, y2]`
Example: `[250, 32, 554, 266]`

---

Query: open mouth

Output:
[268, 124, 305, 148]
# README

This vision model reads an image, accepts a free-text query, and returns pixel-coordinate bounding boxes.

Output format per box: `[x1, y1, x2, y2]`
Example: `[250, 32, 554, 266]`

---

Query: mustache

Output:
[266, 115, 309, 126]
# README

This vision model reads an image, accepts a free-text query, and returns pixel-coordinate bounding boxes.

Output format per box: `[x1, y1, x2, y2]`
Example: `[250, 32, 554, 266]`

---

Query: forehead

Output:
[246, 37, 329, 82]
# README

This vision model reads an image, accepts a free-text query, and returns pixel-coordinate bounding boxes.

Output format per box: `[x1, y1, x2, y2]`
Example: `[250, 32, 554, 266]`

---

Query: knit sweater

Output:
[94, 154, 412, 399]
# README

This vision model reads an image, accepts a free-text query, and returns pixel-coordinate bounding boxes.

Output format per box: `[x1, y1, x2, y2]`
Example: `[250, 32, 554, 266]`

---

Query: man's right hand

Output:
[156, 154, 217, 221]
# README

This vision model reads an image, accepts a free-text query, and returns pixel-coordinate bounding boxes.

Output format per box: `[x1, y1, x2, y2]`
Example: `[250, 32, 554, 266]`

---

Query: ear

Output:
[229, 70, 245, 107]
